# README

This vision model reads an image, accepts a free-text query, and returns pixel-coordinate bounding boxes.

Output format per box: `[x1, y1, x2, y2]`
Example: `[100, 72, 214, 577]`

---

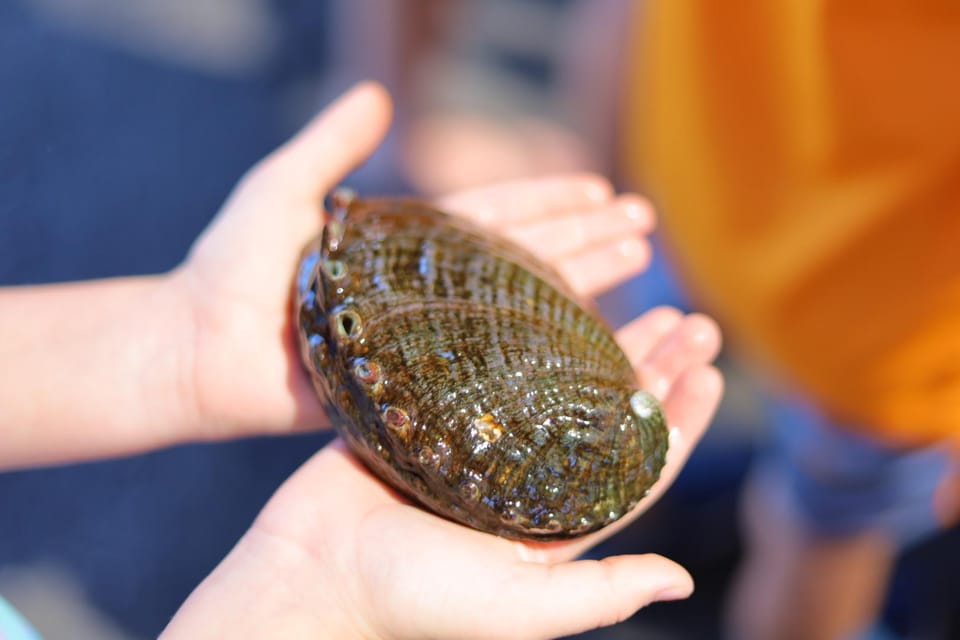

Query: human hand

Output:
[163, 302, 721, 639]
[165, 83, 698, 447]
[3, 77, 722, 636]
[154, 83, 722, 638]
[0, 79, 720, 480]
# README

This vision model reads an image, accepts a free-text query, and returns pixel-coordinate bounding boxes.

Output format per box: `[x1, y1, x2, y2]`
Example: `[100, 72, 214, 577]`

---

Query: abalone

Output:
[294, 188, 668, 540]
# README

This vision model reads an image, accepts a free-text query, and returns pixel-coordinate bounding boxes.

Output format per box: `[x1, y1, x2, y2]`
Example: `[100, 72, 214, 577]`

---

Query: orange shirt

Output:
[623, 1, 960, 447]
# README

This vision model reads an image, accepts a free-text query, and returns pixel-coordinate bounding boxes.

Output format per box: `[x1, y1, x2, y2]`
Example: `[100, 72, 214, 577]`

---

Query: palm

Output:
[164, 85, 723, 639]
[247, 177, 721, 637]
[255, 281, 720, 638]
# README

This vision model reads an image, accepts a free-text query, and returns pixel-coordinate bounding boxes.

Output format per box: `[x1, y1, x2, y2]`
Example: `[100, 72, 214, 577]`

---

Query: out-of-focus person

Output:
[327, 0, 598, 195]
[611, 2, 960, 639]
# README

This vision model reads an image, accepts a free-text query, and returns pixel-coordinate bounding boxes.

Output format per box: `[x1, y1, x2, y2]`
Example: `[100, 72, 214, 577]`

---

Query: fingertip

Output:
[525, 172, 614, 208]
[561, 239, 650, 298]
[689, 364, 725, 401]
[610, 553, 694, 606]
[617, 236, 651, 261]
[684, 313, 723, 352]
[581, 175, 615, 203]
[352, 79, 391, 100]
[437, 173, 614, 225]
[321, 80, 394, 149]
[326, 79, 392, 114]
[654, 580, 695, 602]
[345, 80, 394, 121]
[263, 81, 394, 199]
[546, 172, 612, 202]
[636, 553, 693, 585]
[616, 194, 657, 230]
[514, 554, 695, 637]
[663, 364, 724, 440]
[616, 306, 684, 368]
[638, 313, 722, 394]
[647, 305, 685, 330]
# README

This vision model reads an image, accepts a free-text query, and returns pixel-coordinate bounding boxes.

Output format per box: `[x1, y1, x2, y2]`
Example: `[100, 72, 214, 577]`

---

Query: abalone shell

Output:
[294, 189, 668, 540]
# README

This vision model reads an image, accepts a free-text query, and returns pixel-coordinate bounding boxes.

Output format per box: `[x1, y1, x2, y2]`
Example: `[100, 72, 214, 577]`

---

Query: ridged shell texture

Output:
[295, 190, 668, 540]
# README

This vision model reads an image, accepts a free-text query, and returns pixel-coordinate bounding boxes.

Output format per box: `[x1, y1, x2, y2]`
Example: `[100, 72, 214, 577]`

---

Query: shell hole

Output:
[335, 309, 363, 340]
[323, 259, 346, 280]
[354, 359, 380, 384]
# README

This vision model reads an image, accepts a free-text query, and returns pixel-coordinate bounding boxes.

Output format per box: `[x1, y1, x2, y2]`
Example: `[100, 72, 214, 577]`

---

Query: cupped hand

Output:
[167, 83, 703, 444]
[162, 83, 724, 639]
[164, 306, 721, 639]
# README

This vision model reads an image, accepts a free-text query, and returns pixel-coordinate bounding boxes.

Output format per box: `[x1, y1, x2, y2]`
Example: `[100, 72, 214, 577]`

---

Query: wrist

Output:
[162, 527, 374, 639]
[148, 268, 208, 441]
[162, 258, 331, 443]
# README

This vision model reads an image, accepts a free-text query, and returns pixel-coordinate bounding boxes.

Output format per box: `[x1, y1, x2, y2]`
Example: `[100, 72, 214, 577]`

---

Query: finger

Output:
[636, 313, 722, 399]
[187, 82, 392, 290]
[616, 365, 724, 524]
[616, 306, 685, 368]
[556, 236, 652, 298]
[505, 195, 655, 260]
[648, 364, 724, 499]
[495, 555, 693, 639]
[437, 173, 614, 226]
[255, 82, 393, 202]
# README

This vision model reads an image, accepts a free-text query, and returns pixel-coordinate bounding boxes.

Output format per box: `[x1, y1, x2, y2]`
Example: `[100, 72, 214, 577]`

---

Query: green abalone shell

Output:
[294, 189, 668, 540]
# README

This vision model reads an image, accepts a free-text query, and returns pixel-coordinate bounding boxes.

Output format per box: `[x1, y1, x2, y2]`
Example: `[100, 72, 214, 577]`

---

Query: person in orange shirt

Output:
[612, 2, 960, 639]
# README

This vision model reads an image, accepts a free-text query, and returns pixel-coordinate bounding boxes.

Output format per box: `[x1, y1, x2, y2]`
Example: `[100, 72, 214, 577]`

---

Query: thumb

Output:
[497, 555, 694, 639]
[254, 81, 393, 202]
[418, 553, 694, 640]
[186, 82, 392, 288]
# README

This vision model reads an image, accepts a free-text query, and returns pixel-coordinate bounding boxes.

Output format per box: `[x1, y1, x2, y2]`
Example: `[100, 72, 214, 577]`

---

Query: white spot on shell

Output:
[461, 480, 480, 502]
[418, 446, 439, 468]
[630, 390, 658, 420]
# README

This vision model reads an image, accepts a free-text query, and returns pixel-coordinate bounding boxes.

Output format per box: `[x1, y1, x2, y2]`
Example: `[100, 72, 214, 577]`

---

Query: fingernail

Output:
[619, 237, 645, 258]
[654, 584, 694, 602]
[622, 200, 647, 222]
[684, 314, 720, 346]
[584, 181, 611, 202]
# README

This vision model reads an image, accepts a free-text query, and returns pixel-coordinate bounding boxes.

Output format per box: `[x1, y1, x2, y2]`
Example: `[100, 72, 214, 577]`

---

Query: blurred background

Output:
[1, 1, 958, 638]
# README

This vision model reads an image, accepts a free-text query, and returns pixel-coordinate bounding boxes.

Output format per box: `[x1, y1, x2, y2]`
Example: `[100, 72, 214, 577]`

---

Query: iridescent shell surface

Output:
[294, 190, 668, 540]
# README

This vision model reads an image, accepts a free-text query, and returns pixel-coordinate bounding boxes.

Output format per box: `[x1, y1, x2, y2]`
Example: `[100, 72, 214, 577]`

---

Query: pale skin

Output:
[0, 84, 723, 639]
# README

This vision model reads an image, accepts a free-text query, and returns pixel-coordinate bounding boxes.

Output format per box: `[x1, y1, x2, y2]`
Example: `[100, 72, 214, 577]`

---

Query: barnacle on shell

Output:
[294, 188, 668, 540]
